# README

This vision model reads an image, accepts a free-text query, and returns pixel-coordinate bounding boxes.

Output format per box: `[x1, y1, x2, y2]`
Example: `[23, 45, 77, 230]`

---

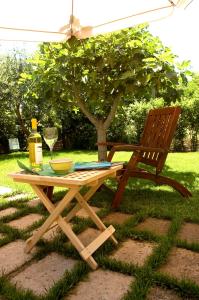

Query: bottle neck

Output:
[31, 119, 38, 132]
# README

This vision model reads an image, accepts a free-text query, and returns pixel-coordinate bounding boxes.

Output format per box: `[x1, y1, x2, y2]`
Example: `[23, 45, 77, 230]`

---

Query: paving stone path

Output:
[0, 186, 12, 196]
[0, 200, 199, 299]
[66, 269, 134, 300]
[11, 253, 77, 296]
[0, 207, 18, 219]
[5, 193, 29, 202]
[8, 213, 43, 230]
[134, 217, 171, 236]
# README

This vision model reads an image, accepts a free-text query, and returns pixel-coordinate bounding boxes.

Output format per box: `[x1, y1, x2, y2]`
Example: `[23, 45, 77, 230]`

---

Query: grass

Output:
[0, 150, 100, 196]
[0, 150, 199, 299]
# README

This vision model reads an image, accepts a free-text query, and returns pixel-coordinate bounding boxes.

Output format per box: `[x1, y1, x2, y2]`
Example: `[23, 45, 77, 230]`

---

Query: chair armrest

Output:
[107, 144, 166, 162]
[96, 142, 126, 147]
[110, 144, 166, 153]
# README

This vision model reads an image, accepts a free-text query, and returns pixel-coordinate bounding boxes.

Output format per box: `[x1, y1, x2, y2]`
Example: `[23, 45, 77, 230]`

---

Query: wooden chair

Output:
[107, 106, 192, 208]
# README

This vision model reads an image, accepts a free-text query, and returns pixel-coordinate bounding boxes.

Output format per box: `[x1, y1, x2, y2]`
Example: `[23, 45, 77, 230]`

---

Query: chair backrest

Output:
[138, 106, 181, 173]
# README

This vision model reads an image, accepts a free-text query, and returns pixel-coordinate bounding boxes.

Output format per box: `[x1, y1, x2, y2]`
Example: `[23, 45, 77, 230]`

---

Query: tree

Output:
[180, 73, 199, 151]
[23, 25, 187, 160]
[0, 51, 31, 142]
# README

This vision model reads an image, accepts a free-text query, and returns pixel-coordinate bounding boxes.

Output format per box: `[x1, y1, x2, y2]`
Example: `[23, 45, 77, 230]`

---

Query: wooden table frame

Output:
[10, 165, 122, 270]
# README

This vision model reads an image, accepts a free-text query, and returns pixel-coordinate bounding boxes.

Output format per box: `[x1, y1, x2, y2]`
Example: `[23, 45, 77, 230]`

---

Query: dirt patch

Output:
[103, 212, 132, 225]
[110, 239, 156, 266]
[147, 286, 183, 300]
[11, 252, 77, 296]
[159, 247, 199, 285]
[177, 222, 199, 244]
[135, 217, 171, 236]
[66, 268, 133, 300]
[8, 213, 43, 230]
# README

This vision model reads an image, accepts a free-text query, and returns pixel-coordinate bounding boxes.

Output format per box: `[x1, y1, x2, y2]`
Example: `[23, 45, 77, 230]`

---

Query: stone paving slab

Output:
[77, 228, 101, 246]
[75, 206, 101, 218]
[8, 213, 43, 230]
[134, 217, 171, 236]
[6, 193, 29, 201]
[0, 240, 37, 275]
[0, 186, 12, 195]
[0, 207, 18, 218]
[42, 225, 62, 241]
[103, 212, 132, 225]
[27, 198, 41, 207]
[32, 223, 61, 242]
[11, 252, 77, 296]
[0, 233, 6, 239]
[147, 286, 183, 300]
[177, 222, 199, 244]
[110, 239, 156, 267]
[159, 247, 199, 285]
[66, 268, 133, 300]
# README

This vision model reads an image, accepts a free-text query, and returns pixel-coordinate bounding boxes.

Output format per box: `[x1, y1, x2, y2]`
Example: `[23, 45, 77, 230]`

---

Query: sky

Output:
[0, 0, 198, 72]
[149, 0, 199, 72]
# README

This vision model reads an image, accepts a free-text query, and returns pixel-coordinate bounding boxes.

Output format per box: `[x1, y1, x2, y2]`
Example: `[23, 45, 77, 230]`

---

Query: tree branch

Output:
[72, 84, 99, 127]
[104, 94, 121, 129]
[76, 97, 99, 126]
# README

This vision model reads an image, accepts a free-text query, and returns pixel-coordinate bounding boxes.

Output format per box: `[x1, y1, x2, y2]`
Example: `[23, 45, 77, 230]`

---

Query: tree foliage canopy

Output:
[22, 25, 189, 159]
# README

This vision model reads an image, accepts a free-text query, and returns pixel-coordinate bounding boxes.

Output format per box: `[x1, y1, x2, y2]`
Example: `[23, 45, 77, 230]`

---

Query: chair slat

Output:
[138, 106, 181, 172]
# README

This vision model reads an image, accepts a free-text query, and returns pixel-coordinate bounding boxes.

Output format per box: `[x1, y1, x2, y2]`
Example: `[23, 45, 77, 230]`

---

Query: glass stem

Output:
[50, 147, 53, 160]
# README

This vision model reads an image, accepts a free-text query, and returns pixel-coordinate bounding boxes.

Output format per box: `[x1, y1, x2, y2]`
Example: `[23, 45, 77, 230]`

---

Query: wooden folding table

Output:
[10, 165, 122, 269]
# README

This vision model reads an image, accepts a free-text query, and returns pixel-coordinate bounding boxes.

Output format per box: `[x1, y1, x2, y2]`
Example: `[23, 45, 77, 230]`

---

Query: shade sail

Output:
[0, 0, 193, 42]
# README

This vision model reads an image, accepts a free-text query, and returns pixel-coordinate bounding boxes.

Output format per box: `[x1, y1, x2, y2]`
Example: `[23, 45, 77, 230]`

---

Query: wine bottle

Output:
[28, 118, 43, 171]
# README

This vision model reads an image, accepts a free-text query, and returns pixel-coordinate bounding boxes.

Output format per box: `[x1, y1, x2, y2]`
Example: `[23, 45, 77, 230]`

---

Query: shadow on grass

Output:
[123, 163, 197, 192]
[0, 152, 28, 161]
[91, 165, 199, 219]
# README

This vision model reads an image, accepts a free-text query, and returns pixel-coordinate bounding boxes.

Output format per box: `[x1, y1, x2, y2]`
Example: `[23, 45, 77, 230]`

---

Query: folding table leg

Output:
[75, 192, 118, 245]
[65, 180, 103, 222]
[56, 216, 98, 269]
[25, 185, 80, 253]
[27, 185, 98, 269]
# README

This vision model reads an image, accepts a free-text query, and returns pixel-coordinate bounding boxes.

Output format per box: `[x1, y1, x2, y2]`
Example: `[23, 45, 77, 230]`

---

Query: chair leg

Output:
[112, 173, 129, 209]
[43, 186, 54, 200]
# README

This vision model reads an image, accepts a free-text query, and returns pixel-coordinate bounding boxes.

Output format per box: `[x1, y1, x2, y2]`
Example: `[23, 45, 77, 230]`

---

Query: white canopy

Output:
[0, 0, 193, 42]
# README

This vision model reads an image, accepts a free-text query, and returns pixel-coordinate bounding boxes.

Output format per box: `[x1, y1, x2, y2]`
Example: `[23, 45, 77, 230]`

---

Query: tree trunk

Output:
[15, 105, 29, 139]
[74, 93, 121, 161]
[96, 123, 107, 161]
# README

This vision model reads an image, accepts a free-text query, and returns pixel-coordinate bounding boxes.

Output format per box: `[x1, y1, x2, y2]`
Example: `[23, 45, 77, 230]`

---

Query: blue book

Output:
[74, 161, 112, 170]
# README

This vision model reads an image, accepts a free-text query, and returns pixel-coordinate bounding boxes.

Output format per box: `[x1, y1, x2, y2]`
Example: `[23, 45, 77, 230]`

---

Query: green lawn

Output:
[0, 150, 101, 195]
[0, 150, 198, 198]
[0, 150, 199, 299]
[1, 149, 199, 221]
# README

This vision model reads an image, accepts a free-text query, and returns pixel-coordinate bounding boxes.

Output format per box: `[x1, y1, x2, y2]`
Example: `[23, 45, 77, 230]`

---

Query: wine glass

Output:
[43, 127, 58, 160]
